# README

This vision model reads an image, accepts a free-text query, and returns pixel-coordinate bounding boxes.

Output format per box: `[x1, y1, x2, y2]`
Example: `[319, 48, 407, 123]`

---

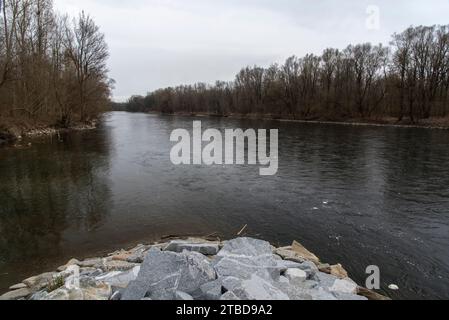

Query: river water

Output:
[1, 112, 449, 299]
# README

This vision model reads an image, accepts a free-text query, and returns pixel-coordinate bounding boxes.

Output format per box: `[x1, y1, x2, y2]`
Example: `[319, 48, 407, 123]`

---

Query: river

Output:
[1, 111, 449, 300]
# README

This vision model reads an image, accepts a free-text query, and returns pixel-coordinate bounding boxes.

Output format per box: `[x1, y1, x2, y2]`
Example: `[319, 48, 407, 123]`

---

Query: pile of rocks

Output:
[0, 237, 386, 301]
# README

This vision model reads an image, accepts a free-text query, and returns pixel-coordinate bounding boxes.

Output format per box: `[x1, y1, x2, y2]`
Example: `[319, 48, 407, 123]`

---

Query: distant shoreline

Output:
[142, 111, 449, 131]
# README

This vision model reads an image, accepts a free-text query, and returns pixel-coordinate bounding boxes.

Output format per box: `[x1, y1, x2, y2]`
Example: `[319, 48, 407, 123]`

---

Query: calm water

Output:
[1, 112, 449, 300]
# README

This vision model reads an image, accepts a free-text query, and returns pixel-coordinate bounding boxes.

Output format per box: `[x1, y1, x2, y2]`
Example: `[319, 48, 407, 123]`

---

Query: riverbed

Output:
[1, 111, 448, 299]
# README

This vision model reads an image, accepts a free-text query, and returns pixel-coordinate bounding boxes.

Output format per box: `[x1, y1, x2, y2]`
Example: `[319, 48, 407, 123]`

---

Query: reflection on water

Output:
[1, 112, 449, 300]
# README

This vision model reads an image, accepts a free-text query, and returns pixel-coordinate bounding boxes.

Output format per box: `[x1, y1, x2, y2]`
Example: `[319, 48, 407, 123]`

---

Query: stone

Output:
[111, 252, 132, 262]
[227, 275, 290, 300]
[103, 260, 138, 272]
[330, 278, 358, 295]
[319, 263, 349, 279]
[213, 256, 280, 281]
[284, 268, 307, 286]
[96, 266, 140, 288]
[277, 260, 304, 273]
[122, 248, 216, 300]
[43, 282, 112, 300]
[78, 258, 104, 268]
[389, 284, 399, 291]
[23, 272, 56, 291]
[197, 280, 223, 300]
[357, 287, 391, 301]
[9, 283, 27, 290]
[0, 288, 32, 300]
[127, 247, 147, 263]
[275, 248, 305, 263]
[175, 291, 194, 300]
[307, 287, 338, 301]
[220, 291, 241, 300]
[313, 272, 339, 288]
[110, 290, 122, 300]
[333, 292, 368, 301]
[218, 237, 273, 258]
[165, 240, 220, 256]
[57, 259, 81, 271]
[296, 261, 319, 278]
[279, 276, 290, 284]
[291, 241, 320, 264]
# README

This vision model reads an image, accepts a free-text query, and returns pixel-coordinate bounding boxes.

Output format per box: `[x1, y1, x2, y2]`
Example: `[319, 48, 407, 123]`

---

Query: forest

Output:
[0, 0, 111, 139]
[122, 25, 449, 124]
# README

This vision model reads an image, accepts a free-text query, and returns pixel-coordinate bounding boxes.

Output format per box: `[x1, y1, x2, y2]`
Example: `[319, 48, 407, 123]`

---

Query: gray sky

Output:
[54, 0, 449, 101]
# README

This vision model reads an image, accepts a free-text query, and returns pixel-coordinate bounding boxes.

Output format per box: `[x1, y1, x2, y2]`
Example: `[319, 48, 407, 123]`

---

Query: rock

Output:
[357, 287, 391, 301]
[213, 238, 290, 281]
[307, 287, 338, 301]
[213, 256, 281, 281]
[96, 266, 140, 288]
[122, 248, 216, 300]
[165, 240, 220, 256]
[279, 276, 290, 284]
[319, 263, 349, 279]
[277, 260, 304, 273]
[57, 259, 81, 272]
[220, 291, 241, 300]
[333, 292, 368, 301]
[9, 283, 27, 290]
[23, 272, 56, 291]
[197, 280, 223, 300]
[284, 269, 307, 286]
[218, 237, 273, 258]
[80, 268, 103, 277]
[175, 291, 194, 300]
[291, 241, 320, 264]
[127, 247, 147, 263]
[110, 290, 122, 301]
[226, 275, 290, 300]
[275, 248, 305, 263]
[296, 261, 319, 278]
[43, 282, 112, 300]
[313, 272, 339, 288]
[330, 278, 358, 295]
[0, 288, 32, 300]
[103, 260, 138, 272]
[78, 258, 104, 268]
[111, 252, 132, 262]
[389, 284, 399, 291]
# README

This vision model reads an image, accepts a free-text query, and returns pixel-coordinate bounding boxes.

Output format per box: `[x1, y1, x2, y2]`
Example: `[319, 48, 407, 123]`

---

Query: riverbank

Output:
[0, 237, 389, 301]
[0, 119, 98, 147]
[150, 111, 449, 130]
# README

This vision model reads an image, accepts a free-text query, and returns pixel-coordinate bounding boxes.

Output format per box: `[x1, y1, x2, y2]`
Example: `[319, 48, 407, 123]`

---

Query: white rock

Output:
[388, 284, 399, 290]
[330, 278, 358, 294]
[284, 269, 307, 286]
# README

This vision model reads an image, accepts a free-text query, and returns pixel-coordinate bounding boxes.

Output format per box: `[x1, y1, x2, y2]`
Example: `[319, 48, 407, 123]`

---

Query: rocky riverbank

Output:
[0, 120, 98, 148]
[0, 237, 389, 301]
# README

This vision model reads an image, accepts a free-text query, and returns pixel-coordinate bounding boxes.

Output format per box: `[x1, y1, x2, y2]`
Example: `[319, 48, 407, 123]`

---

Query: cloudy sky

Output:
[54, 0, 449, 101]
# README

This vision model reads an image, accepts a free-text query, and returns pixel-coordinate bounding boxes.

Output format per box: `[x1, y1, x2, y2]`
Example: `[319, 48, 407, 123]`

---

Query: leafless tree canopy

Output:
[0, 0, 111, 129]
[124, 25, 449, 123]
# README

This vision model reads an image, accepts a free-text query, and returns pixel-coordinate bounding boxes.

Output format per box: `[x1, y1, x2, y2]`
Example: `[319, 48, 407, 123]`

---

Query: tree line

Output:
[0, 0, 111, 131]
[123, 25, 449, 123]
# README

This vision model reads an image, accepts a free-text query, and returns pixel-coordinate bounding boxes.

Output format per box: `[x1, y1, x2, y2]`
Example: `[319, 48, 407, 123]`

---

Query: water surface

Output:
[1, 112, 449, 299]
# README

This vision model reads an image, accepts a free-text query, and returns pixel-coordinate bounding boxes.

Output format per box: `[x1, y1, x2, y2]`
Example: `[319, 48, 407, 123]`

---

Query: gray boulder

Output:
[121, 248, 216, 300]
[217, 237, 273, 257]
[224, 275, 290, 300]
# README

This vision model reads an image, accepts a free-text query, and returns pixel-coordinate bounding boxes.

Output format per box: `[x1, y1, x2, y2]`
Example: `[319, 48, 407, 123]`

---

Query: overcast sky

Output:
[54, 0, 449, 101]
